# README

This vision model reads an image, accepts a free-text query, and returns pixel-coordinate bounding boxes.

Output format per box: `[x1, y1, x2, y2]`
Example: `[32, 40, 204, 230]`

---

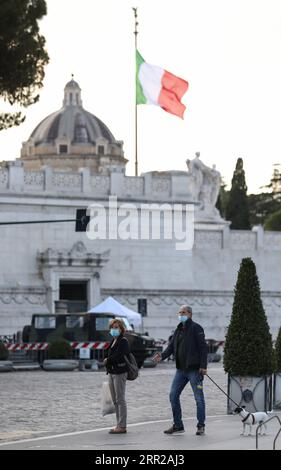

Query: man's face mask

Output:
[178, 315, 188, 323]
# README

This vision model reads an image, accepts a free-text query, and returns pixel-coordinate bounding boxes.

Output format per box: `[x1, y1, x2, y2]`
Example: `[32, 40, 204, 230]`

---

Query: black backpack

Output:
[124, 353, 139, 381]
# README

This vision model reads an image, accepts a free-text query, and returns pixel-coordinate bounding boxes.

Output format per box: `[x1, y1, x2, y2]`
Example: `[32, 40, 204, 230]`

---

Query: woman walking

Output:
[103, 319, 130, 434]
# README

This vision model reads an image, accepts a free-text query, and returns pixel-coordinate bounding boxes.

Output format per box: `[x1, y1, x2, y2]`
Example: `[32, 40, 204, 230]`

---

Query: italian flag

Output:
[136, 50, 189, 119]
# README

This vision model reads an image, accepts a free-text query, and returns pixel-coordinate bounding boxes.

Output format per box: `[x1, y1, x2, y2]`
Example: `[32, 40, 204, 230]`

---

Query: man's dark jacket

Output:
[161, 318, 208, 370]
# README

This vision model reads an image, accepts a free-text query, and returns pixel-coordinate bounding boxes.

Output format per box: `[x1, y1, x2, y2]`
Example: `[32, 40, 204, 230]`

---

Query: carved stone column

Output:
[92, 272, 101, 306]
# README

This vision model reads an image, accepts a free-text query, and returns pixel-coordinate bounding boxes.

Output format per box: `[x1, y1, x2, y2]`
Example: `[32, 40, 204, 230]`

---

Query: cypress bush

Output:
[0, 342, 9, 360]
[48, 340, 73, 360]
[225, 158, 251, 229]
[223, 257, 275, 376]
[275, 327, 281, 371]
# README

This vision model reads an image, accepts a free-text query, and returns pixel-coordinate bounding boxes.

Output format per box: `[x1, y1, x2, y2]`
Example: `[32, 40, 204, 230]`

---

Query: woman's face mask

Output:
[110, 328, 120, 337]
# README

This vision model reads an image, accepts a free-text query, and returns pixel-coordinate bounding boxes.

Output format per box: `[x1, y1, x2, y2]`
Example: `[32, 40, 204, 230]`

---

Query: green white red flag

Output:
[136, 50, 189, 119]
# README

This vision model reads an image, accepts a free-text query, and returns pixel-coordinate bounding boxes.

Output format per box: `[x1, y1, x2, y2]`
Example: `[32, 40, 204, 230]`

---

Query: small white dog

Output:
[233, 406, 270, 436]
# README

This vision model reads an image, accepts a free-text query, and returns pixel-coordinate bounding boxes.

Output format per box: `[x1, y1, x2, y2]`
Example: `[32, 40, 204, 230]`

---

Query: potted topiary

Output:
[0, 342, 13, 372]
[224, 257, 275, 413]
[43, 339, 79, 371]
[273, 326, 281, 409]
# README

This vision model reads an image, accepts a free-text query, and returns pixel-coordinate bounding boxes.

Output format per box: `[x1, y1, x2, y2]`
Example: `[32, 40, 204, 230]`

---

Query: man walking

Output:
[154, 305, 208, 436]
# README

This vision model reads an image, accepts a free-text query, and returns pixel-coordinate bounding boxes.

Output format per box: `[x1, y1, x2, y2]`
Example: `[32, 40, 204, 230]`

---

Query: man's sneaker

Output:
[164, 424, 185, 435]
[196, 425, 205, 436]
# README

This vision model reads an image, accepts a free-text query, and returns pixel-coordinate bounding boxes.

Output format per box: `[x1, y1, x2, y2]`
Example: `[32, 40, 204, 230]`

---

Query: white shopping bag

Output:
[101, 381, 115, 416]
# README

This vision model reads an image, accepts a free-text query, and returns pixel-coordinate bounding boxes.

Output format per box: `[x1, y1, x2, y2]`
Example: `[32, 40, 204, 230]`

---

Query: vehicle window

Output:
[116, 317, 133, 331]
[96, 317, 114, 331]
[35, 316, 56, 329]
[95, 316, 133, 331]
[66, 316, 84, 328]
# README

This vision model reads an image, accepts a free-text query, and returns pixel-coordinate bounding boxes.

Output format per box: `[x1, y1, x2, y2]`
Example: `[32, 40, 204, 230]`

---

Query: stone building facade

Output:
[0, 80, 280, 341]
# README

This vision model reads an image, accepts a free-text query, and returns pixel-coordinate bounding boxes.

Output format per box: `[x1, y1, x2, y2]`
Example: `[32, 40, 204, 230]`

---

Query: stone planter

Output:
[78, 359, 101, 371]
[0, 361, 13, 372]
[227, 374, 272, 414]
[13, 363, 41, 372]
[273, 372, 281, 409]
[42, 359, 79, 371]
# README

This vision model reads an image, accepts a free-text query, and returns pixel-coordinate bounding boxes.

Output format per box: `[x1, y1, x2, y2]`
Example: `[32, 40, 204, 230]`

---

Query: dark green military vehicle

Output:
[22, 312, 157, 368]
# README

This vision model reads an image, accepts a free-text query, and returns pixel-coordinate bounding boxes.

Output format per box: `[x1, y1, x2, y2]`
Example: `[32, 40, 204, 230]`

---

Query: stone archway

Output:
[37, 241, 110, 313]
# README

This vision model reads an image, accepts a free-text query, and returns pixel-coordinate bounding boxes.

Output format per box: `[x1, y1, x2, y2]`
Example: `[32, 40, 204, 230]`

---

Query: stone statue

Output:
[186, 152, 222, 216]
[210, 164, 221, 207]
[186, 152, 204, 201]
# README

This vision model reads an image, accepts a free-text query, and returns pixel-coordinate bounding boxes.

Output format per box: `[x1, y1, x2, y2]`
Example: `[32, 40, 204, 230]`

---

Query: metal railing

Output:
[256, 415, 281, 450]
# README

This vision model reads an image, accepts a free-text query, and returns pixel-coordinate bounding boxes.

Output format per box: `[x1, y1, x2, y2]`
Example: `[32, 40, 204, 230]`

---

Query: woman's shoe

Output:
[109, 427, 127, 434]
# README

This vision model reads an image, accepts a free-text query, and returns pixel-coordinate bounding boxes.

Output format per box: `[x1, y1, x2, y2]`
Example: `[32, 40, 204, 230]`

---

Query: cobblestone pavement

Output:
[0, 362, 227, 443]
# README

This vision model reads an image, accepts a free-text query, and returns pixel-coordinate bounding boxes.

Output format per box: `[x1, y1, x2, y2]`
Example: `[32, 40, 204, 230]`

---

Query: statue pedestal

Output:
[194, 204, 228, 225]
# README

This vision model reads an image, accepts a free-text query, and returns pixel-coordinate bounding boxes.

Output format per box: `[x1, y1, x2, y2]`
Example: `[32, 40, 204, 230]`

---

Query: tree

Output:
[0, 0, 49, 130]
[225, 158, 251, 229]
[223, 257, 275, 376]
[267, 164, 281, 200]
[248, 192, 281, 227]
[48, 340, 73, 360]
[264, 209, 281, 231]
[275, 327, 281, 371]
[247, 164, 281, 227]
[216, 180, 229, 219]
[0, 342, 9, 360]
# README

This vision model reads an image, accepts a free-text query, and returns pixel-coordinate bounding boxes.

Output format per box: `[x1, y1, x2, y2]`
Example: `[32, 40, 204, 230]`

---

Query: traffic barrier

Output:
[0, 361, 13, 372]
[5, 342, 110, 350]
[5, 342, 110, 365]
[6, 343, 49, 351]
[70, 342, 110, 350]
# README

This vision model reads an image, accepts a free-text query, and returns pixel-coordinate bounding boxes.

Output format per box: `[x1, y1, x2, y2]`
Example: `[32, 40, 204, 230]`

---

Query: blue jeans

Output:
[169, 369, 206, 428]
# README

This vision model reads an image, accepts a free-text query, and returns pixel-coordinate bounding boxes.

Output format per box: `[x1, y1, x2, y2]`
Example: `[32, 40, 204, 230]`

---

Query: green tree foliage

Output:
[0, 342, 9, 360]
[260, 165, 281, 230]
[218, 165, 281, 228]
[248, 192, 281, 227]
[216, 181, 229, 219]
[275, 327, 281, 371]
[267, 164, 281, 199]
[48, 340, 73, 360]
[225, 158, 251, 229]
[223, 258, 275, 376]
[0, 0, 49, 130]
[264, 209, 281, 231]
[248, 165, 281, 228]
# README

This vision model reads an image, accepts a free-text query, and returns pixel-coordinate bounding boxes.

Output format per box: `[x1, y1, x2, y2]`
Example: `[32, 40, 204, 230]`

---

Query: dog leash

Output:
[206, 373, 240, 408]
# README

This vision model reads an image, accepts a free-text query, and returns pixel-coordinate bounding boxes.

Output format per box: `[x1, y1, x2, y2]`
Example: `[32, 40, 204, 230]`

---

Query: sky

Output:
[1, 0, 281, 193]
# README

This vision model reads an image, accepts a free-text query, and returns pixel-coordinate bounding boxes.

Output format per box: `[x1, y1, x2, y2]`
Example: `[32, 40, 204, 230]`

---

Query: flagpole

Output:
[133, 7, 138, 177]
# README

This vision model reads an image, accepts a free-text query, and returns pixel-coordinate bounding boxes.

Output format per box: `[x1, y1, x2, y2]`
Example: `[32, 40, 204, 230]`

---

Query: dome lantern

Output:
[63, 75, 82, 107]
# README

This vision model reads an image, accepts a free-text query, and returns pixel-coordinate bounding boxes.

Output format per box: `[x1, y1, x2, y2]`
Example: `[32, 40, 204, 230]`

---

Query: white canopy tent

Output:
[88, 296, 142, 329]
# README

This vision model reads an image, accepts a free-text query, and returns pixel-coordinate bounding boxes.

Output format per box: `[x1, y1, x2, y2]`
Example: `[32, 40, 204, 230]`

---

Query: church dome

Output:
[21, 78, 126, 174]
[30, 79, 116, 146]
